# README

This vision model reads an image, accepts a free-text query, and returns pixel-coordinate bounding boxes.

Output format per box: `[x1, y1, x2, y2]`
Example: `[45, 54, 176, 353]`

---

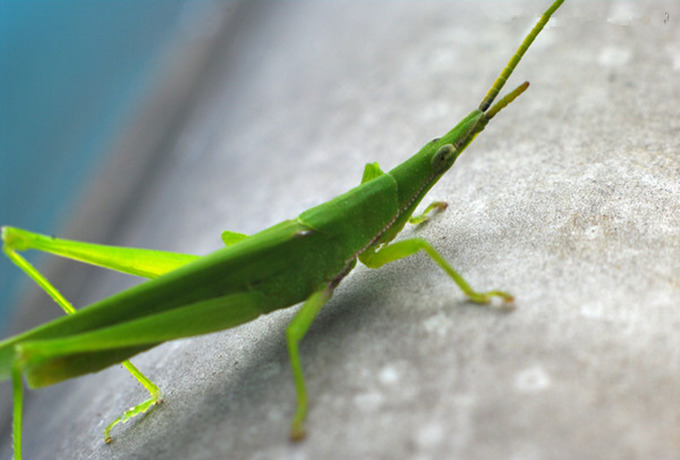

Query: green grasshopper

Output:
[1, 1, 565, 458]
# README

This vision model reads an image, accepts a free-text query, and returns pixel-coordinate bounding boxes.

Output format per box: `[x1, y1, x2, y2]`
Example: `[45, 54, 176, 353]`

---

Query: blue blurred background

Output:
[0, 1, 192, 331]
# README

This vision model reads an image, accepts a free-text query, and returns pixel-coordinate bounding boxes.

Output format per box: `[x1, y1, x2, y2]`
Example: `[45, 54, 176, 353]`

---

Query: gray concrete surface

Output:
[2, 1, 679, 459]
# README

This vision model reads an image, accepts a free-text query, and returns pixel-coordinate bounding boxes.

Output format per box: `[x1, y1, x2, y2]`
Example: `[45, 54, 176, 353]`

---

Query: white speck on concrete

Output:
[422, 312, 452, 338]
[580, 301, 605, 319]
[353, 391, 385, 413]
[514, 366, 551, 393]
[266, 406, 284, 422]
[598, 47, 632, 67]
[665, 43, 680, 71]
[378, 364, 400, 386]
[508, 443, 542, 460]
[606, 2, 640, 26]
[414, 421, 445, 449]
[584, 225, 601, 240]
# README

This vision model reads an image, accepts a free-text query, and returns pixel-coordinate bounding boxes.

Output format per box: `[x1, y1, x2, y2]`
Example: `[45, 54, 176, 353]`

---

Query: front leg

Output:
[408, 201, 448, 225]
[360, 238, 513, 305]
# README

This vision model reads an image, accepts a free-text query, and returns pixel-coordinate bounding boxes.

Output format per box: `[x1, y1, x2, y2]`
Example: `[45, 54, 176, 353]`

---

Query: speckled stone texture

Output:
[1, 1, 678, 459]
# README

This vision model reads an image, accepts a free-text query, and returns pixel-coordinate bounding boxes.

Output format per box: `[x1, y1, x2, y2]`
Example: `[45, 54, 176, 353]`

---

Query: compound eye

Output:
[431, 144, 455, 171]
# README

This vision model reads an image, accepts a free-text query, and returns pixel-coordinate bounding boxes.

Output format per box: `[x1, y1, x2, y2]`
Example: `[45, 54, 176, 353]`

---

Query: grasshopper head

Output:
[388, 79, 530, 220]
[428, 108, 487, 177]
[430, 79, 531, 178]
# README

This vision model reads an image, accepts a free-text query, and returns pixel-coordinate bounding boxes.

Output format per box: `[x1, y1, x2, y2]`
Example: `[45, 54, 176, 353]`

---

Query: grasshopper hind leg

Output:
[104, 361, 163, 443]
[2, 227, 168, 446]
